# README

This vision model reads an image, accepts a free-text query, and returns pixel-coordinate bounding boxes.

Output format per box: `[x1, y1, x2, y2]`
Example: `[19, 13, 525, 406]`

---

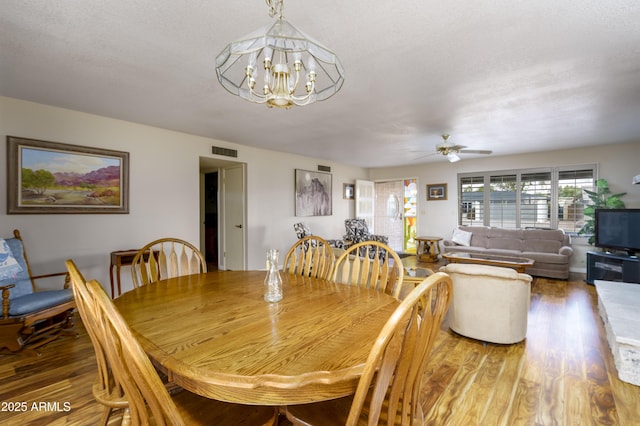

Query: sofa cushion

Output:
[487, 228, 524, 251]
[522, 251, 569, 265]
[459, 226, 490, 248]
[8, 289, 73, 317]
[451, 228, 473, 246]
[522, 229, 566, 253]
[487, 237, 523, 251]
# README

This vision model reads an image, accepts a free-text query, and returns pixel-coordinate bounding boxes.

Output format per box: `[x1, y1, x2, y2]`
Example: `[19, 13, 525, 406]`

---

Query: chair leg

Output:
[99, 406, 112, 426]
[121, 408, 131, 426]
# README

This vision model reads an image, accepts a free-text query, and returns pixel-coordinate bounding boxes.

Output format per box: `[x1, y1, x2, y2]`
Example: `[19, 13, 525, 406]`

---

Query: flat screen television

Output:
[594, 209, 640, 256]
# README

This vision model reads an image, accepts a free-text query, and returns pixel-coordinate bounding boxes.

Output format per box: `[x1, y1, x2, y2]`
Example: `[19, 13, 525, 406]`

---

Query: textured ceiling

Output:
[2, 1, 640, 167]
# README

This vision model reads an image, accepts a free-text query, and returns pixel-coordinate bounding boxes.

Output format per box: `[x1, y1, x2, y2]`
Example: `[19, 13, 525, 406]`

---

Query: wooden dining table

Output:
[113, 270, 400, 405]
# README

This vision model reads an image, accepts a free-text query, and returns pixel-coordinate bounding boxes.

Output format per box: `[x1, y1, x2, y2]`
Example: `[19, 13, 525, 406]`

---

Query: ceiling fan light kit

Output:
[435, 134, 492, 162]
[447, 153, 461, 162]
[215, 0, 344, 109]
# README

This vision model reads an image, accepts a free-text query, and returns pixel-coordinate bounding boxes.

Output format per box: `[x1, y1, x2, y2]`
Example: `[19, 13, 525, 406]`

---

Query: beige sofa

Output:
[442, 226, 573, 279]
[441, 263, 532, 344]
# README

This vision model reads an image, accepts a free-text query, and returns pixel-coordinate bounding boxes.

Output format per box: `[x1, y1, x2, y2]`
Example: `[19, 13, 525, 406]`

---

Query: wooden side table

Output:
[109, 249, 141, 298]
[415, 236, 443, 263]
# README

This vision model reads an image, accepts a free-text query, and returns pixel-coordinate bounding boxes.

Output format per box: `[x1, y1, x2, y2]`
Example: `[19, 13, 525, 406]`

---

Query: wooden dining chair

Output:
[286, 272, 453, 425]
[283, 235, 335, 280]
[84, 278, 279, 426]
[333, 240, 405, 299]
[131, 237, 207, 288]
[65, 259, 129, 426]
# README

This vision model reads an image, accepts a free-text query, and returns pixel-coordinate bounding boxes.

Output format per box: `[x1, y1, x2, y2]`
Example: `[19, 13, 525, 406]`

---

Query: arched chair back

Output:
[84, 279, 278, 426]
[333, 240, 404, 298]
[131, 238, 206, 288]
[440, 263, 532, 344]
[286, 272, 453, 425]
[283, 235, 335, 280]
[65, 259, 128, 425]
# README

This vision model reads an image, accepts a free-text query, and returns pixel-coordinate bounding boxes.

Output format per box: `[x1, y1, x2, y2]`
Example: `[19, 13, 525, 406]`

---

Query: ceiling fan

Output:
[435, 134, 493, 162]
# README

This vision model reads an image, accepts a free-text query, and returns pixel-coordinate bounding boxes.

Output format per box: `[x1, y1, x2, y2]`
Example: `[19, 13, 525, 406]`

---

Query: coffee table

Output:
[442, 252, 534, 273]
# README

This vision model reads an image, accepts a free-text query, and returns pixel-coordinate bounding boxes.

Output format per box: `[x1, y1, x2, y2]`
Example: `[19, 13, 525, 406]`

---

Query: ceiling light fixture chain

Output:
[216, 0, 344, 109]
[266, 0, 283, 19]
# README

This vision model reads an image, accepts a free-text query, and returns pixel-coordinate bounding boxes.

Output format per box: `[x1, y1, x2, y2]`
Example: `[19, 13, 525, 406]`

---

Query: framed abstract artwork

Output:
[7, 136, 130, 214]
[295, 169, 332, 216]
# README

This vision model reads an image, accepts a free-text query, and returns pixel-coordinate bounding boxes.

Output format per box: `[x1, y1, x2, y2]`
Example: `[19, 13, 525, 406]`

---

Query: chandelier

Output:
[215, 0, 345, 109]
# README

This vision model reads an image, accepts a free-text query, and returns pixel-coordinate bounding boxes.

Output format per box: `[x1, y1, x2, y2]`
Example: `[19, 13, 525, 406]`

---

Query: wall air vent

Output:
[212, 146, 238, 158]
[317, 165, 331, 173]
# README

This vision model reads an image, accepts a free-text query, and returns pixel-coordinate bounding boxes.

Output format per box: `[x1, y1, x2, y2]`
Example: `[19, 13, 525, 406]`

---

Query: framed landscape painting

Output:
[7, 136, 129, 214]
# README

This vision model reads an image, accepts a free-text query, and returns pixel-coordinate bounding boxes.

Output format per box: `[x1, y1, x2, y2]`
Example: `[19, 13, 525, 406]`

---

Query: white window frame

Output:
[457, 164, 597, 234]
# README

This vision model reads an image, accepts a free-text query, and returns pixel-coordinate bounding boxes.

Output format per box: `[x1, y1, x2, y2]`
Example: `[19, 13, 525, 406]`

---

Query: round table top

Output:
[114, 270, 400, 405]
[415, 236, 443, 241]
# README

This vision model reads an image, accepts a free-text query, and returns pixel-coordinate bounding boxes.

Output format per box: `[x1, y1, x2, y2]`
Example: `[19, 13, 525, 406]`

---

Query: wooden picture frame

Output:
[7, 136, 130, 214]
[427, 183, 447, 201]
[343, 183, 355, 200]
[295, 169, 332, 216]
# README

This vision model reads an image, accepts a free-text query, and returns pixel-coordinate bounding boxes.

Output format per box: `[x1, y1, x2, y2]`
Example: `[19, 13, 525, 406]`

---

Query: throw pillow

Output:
[0, 238, 23, 279]
[451, 228, 473, 246]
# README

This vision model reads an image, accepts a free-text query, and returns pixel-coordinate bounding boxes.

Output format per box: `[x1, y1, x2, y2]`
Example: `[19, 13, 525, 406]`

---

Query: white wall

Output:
[369, 141, 640, 273]
[3, 96, 638, 283]
[1, 96, 367, 294]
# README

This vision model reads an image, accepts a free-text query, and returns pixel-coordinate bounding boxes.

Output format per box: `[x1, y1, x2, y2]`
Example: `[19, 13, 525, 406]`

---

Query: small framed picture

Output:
[427, 183, 447, 201]
[343, 183, 355, 200]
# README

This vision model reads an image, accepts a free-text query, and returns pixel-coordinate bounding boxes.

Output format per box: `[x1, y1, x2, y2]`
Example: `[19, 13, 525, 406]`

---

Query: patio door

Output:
[374, 179, 418, 253]
[355, 179, 375, 229]
[374, 181, 404, 252]
[356, 179, 417, 253]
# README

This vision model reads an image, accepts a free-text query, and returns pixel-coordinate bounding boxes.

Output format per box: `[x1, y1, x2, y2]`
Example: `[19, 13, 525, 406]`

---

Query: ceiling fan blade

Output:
[459, 149, 493, 155]
[447, 153, 461, 162]
[413, 152, 439, 160]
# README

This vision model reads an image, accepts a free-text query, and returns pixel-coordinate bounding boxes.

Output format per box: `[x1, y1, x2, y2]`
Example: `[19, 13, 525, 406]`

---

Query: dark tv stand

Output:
[586, 251, 640, 285]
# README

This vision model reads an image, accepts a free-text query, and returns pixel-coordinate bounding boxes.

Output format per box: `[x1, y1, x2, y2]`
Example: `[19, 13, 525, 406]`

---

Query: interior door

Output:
[222, 165, 246, 270]
[355, 179, 375, 230]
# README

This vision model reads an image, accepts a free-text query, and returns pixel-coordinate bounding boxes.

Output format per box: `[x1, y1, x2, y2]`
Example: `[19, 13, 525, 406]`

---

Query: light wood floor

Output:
[1, 262, 638, 425]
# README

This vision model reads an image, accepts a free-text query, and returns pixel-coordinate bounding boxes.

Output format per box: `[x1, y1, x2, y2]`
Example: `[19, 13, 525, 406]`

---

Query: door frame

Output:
[358, 177, 418, 253]
[199, 157, 247, 270]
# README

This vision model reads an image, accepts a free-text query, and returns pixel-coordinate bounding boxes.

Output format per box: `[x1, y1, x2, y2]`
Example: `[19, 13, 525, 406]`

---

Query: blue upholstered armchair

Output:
[0, 230, 75, 353]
